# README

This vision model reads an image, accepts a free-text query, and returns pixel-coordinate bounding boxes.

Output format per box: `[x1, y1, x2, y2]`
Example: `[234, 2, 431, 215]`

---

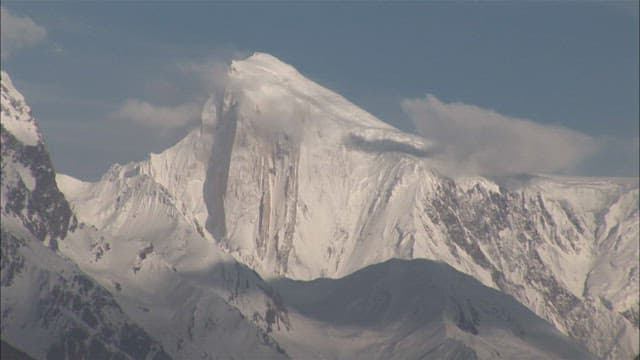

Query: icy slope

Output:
[58, 224, 290, 360]
[270, 258, 594, 360]
[56, 171, 290, 359]
[58, 53, 639, 359]
[56, 143, 290, 358]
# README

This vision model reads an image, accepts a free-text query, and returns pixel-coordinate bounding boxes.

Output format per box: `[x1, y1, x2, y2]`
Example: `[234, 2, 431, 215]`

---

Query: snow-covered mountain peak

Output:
[1, 71, 42, 146]
[225, 53, 396, 132]
[230, 52, 301, 81]
[41, 53, 638, 359]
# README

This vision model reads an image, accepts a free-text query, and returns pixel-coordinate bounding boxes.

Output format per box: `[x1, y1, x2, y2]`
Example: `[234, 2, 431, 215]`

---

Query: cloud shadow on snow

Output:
[345, 134, 432, 158]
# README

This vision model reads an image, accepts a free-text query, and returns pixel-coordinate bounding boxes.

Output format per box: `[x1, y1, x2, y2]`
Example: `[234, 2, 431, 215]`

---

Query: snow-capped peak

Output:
[225, 53, 396, 131]
[1, 71, 42, 146]
[47, 53, 638, 359]
[230, 52, 302, 81]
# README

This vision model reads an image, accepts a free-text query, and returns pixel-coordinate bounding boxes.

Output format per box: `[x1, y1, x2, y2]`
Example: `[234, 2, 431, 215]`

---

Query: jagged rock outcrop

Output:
[1, 71, 75, 250]
[1, 71, 170, 360]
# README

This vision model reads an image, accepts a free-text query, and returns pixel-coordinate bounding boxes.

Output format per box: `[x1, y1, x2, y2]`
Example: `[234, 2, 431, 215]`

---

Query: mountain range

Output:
[1, 53, 638, 359]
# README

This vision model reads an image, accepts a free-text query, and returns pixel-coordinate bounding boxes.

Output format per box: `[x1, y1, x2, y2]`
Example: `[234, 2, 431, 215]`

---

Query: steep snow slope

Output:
[56, 136, 290, 358]
[523, 175, 639, 326]
[59, 223, 291, 360]
[270, 258, 594, 360]
[58, 53, 639, 359]
[1, 71, 169, 360]
[2, 71, 287, 360]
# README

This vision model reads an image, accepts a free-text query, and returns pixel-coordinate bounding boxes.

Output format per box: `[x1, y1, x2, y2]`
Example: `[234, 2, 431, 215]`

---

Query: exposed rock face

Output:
[1, 230, 170, 360]
[1, 71, 75, 250]
[1, 71, 170, 360]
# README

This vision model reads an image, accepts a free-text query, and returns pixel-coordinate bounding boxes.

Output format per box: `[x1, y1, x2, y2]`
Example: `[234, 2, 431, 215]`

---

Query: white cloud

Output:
[178, 58, 231, 95]
[402, 94, 599, 176]
[1, 7, 47, 60]
[110, 52, 249, 135]
[245, 92, 308, 145]
[576, 134, 639, 177]
[177, 50, 250, 95]
[111, 99, 201, 130]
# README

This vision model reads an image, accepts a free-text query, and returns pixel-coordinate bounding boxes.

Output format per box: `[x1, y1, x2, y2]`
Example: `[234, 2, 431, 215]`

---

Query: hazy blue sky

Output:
[2, 2, 638, 179]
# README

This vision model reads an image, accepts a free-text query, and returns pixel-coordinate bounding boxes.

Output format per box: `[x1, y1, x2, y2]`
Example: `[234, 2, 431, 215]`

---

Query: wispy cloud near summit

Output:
[111, 99, 201, 132]
[402, 95, 600, 177]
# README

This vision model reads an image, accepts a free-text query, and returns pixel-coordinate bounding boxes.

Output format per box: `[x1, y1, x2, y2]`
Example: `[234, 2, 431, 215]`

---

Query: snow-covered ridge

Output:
[1, 71, 41, 146]
[1, 72, 75, 249]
